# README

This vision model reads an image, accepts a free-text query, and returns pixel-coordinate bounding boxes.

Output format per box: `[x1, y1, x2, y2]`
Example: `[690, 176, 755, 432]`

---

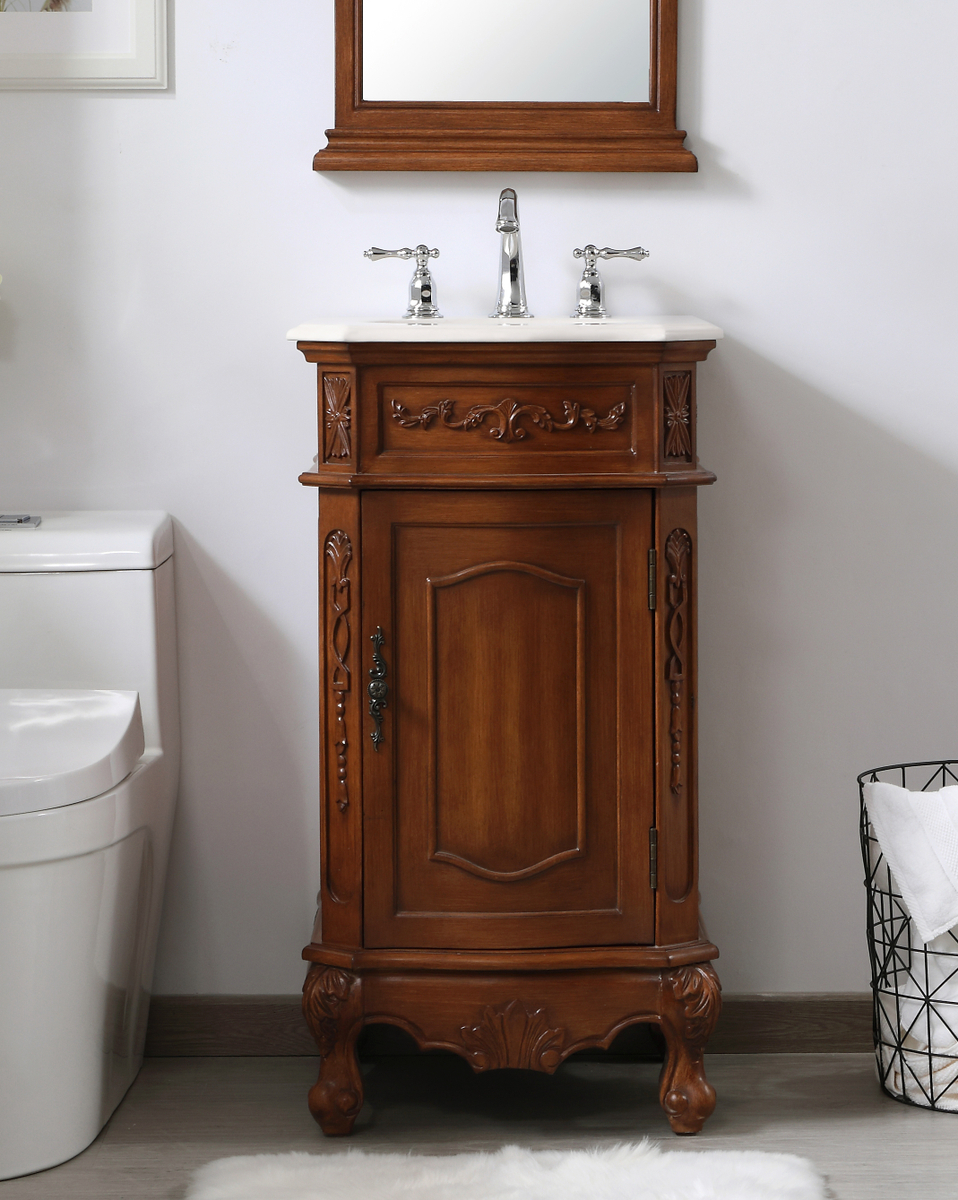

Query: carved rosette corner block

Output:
[664, 529, 692, 797]
[324, 531, 352, 813]
[302, 964, 364, 1136]
[460, 1000, 564, 1073]
[658, 963, 721, 1135]
[391, 396, 626, 444]
[323, 375, 352, 462]
[663, 372, 693, 460]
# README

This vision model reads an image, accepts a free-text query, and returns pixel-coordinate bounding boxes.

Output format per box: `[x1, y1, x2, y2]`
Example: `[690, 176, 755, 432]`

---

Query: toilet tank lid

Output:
[0, 689, 145, 817]
[0, 511, 172, 572]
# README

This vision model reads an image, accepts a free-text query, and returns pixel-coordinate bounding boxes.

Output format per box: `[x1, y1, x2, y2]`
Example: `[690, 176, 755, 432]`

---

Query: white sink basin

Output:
[287, 316, 723, 344]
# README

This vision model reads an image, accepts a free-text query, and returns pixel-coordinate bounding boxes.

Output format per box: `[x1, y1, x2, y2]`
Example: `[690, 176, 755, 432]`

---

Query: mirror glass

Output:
[362, 0, 652, 104]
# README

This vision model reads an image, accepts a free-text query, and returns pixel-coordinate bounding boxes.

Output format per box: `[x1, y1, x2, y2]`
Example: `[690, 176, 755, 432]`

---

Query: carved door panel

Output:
[361, 490, 655, 949]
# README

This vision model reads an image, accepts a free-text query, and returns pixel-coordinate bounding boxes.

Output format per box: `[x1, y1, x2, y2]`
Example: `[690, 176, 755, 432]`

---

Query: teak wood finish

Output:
[297, 336, 720, 1136]
[315, 0, 696, 173]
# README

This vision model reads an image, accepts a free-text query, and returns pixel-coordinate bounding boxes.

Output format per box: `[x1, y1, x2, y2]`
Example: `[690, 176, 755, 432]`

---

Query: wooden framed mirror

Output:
[315, 0, 696, 172]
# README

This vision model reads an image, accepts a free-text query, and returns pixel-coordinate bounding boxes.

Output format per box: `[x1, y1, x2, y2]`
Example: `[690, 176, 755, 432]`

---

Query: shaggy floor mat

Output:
[186, 1141, 827, 1200]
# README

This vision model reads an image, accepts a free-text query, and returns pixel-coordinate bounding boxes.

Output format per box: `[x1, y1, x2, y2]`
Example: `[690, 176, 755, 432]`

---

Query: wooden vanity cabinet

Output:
[297, 338, 721, 1136]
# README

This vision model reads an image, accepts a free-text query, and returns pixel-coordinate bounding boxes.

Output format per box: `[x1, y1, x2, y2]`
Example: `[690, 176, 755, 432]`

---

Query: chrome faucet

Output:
[364, 244, 442, 319]
[572, 244, 649, 318]
[491, 188, 532, 318]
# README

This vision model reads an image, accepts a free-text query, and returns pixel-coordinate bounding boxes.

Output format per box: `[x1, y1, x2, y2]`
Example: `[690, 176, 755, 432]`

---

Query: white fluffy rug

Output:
[185, 1142, 827, 1200]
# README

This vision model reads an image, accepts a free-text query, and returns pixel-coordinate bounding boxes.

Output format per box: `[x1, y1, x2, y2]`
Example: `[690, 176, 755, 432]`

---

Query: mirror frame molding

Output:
[314, 0, 696, 172]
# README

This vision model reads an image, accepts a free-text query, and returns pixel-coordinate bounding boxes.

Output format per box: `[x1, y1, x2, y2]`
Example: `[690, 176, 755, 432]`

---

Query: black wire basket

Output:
[859, 760, 958, 1111]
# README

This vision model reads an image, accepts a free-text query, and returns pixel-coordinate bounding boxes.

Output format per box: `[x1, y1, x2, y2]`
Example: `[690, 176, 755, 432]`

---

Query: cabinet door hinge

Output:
[649, 826, 658, 890]
[648, 548, 657, 610]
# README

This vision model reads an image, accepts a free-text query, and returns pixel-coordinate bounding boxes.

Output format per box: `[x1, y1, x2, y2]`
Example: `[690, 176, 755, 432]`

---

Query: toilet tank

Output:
[0, 513, 178, 775]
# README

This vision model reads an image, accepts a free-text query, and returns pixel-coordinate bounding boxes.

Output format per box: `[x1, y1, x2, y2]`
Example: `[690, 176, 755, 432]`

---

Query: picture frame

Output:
[0, 0, 167, 90]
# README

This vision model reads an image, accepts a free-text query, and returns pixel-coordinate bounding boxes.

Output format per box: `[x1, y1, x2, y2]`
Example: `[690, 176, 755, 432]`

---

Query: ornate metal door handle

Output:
[368, 626, 388, 750]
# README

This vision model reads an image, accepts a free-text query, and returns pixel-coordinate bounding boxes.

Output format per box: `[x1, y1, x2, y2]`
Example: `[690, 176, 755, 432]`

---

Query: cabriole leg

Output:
[302, 964, 364, 1135]
[658, 963, 721, 1134]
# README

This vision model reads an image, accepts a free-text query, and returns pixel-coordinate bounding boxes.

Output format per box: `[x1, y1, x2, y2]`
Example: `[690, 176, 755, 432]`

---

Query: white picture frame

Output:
[0, 0, 167, 90]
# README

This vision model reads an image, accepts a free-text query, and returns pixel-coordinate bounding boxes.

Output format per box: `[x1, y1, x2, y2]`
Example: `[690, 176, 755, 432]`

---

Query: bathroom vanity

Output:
[292, 316, 722, 1135]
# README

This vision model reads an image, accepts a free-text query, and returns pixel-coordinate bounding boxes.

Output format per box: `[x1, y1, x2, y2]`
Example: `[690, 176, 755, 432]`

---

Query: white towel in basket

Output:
[878, 928, 958, 1110]
[863, 781, 958, 944]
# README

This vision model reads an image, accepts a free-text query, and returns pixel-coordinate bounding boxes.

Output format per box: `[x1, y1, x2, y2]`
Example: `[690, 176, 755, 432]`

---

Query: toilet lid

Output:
[0, 689, 145, 817]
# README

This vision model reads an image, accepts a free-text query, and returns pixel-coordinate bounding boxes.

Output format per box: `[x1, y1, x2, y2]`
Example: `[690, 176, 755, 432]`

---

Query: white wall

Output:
[1, 1, 956, 994]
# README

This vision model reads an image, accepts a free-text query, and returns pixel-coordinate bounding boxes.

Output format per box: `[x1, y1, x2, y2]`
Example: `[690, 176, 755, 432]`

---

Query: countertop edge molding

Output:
[297, 471, 719, 491]
[287, 317, 724, 344]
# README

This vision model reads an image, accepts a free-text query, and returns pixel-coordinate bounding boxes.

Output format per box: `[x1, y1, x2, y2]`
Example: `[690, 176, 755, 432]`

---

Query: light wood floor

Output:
[1, 1054, 954, 1198]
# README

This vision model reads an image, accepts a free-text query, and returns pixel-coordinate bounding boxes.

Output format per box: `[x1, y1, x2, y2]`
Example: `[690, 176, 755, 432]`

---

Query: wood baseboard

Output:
[706, 993, 872, 1054]
[144, 992, 873, 1057]
[144, 995, 317, 1057]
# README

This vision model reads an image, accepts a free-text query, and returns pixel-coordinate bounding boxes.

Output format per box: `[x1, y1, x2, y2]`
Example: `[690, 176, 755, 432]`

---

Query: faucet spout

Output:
[491, 188, 532, 318]
[495, 188, 520, 235]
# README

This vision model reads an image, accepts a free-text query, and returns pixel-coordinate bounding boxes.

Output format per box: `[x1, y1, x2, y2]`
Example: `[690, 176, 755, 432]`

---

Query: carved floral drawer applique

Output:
[390, 396, 627, 444]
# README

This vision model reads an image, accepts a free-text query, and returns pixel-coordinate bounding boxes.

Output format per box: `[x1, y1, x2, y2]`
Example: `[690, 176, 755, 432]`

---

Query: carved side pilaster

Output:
[460, 1000, 564, 1073]
[302, 965, 364, 1136]
[658, 963, 721, 1135]
[323, 375, 352, 462]
[665, 529, 692, 797]
[663, 372, 693, 460]
[324, 531, 352, 813]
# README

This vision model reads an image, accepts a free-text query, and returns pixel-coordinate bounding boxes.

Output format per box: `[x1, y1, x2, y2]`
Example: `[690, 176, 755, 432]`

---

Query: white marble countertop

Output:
[287, 316, 723, 344]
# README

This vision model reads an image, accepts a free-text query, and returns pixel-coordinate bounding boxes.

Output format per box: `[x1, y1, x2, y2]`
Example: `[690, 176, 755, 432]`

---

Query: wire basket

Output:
[859, 759, 958, 1111]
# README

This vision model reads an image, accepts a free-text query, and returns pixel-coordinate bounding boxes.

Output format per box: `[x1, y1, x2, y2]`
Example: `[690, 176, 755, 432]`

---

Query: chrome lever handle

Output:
[571, 243, 650, 318]
[364, 245, 439, 263]
[364, 244, 442, 320]
[575, 245, 650, 264]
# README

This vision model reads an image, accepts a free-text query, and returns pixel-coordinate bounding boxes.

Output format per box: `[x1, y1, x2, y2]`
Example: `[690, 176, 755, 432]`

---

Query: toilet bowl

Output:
[0, 513, 179, 1180]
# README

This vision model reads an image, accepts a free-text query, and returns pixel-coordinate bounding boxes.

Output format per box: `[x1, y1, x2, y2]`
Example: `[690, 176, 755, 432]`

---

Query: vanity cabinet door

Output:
[361, 489, 655, 950]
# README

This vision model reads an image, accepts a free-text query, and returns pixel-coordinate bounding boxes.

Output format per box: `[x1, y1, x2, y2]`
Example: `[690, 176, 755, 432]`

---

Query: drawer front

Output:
[360, 365, 655, 477]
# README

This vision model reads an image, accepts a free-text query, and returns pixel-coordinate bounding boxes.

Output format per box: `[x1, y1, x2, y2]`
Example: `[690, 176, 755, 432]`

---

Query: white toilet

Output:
[0, 512, 179, 1180]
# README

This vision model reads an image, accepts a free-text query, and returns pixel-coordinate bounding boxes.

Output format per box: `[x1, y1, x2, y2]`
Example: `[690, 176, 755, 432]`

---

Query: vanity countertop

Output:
[287, 316, 723, 344]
